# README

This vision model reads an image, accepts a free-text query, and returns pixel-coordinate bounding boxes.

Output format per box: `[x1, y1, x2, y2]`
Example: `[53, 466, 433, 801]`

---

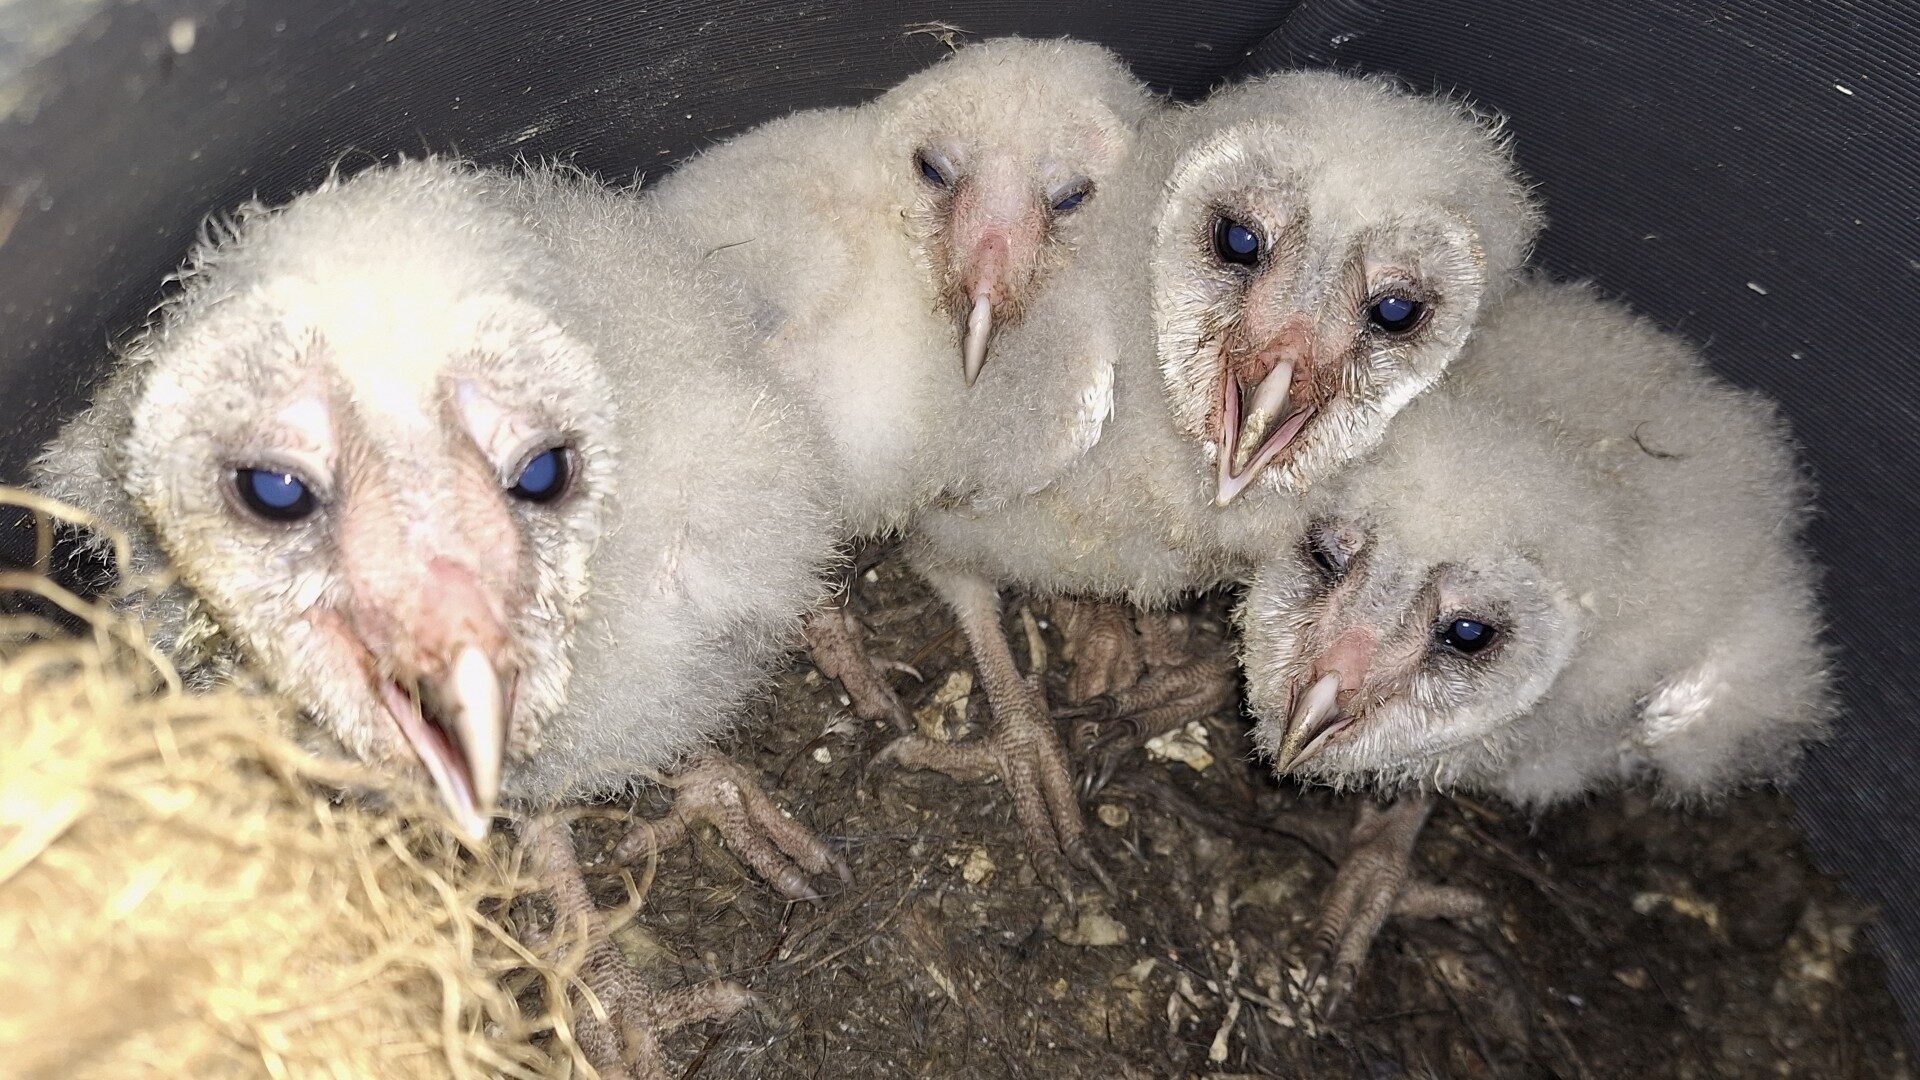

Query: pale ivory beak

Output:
[1271, 671, 1345, 773]
[1215, 359, 1315, 507]
[1232, 360, 1295, 474]
[380, 642, 509, 840]
[962, 293, 993, 387]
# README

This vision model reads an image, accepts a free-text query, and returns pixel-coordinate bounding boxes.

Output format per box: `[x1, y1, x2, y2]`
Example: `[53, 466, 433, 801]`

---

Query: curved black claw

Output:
[1065, 837, 1117, 897]
[1301, 938, 1359, 1020]
[1060, 697, 1132, 756]
[1077, 744, 1129, 800]
[1071, 710, 1143, 799]
[1054, 695, 1117, 725]
[523, 816, 756, 1080]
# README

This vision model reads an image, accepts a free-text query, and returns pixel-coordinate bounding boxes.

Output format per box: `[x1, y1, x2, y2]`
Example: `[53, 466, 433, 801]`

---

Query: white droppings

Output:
[1835, 83, 1855, 95]
[1746, 281, 1769, 295]
[168, 19, 196, 55]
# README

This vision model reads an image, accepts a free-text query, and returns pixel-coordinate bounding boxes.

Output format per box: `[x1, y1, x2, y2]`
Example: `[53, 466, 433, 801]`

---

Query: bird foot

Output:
[1294, 794, 1489, 1017]
[571, 939, 758, 1080]
[1053, 597, 1144, 704]
[526, 817, 756, 1080]
[871, 673, 1113, 902]
[1065, 648, 1238, 795]
[804, 602, 916, 730]
[614, 753, 851, 903]
[1133, 607, 1195, 670]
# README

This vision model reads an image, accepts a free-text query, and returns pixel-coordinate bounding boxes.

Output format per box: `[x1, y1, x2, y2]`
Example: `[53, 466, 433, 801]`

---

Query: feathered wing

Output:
[1448, 280, 1835, 801]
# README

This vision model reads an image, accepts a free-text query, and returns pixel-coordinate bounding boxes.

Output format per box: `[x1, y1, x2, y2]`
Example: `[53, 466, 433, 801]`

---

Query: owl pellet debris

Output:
[1144, 720, 1215, 772]
[914, 669, 975, 742]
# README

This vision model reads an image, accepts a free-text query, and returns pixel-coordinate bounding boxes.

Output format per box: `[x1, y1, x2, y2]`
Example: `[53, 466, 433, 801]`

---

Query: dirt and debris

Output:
[565, 555, 1912, 1080]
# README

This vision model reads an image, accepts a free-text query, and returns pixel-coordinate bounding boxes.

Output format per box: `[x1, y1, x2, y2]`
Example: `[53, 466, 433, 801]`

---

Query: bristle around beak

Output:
[962, 293, 992, 386]
[379, 645, 510, 841]
[1271, 671, 1346, 773]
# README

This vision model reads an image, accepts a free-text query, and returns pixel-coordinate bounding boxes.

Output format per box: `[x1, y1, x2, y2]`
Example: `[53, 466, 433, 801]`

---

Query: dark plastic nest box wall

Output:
[1, 0, 1915, 1050]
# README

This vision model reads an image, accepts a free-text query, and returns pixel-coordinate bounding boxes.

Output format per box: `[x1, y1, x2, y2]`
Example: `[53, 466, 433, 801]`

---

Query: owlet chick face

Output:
[1240, 519, 1583, 786]
[1153, 74, 1540, 506]
[122, 167, 616, 838]
[877, 37, 1152, 384]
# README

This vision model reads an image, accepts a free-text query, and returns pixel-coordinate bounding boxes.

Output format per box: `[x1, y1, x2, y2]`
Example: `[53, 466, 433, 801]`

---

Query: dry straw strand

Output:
[0, 487, 591, 1079]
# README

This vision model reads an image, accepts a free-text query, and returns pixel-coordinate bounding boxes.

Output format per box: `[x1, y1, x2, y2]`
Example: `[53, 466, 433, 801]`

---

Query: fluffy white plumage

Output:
[648, 36, 1154, 536]
[1240, 278, 1832, 806]
[1155, 72, 1542, 514]
[909, 69, 1542, 612]
[32, 158, 838, 820]
[890, 71, 1540, 890]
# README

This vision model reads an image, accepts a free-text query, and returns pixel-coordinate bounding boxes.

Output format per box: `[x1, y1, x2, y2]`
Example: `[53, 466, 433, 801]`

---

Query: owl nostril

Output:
[1235, 319, 1316, 399]
[1313, 629, 1378, 698]
[1270, 321, 1313, 357]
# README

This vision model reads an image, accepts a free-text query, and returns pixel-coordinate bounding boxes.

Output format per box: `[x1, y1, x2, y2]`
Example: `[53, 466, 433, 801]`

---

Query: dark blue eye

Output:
[509, 447, 572, 503]
[915, 152, 948, 188]
[1212, 216, 1261, 266]
[1368, 294, 1426, 334]
[1438, 617, 1497, 654]
[235, 468, 317, 522]
[1051, 186, 1089, 214]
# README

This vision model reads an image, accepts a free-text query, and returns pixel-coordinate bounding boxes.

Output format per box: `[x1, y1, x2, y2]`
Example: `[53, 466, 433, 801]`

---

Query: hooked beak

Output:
[1215, 360, 1316, 507]
[956, 222, 1025, 387]
[1270, 670, 1349, 773]
[377, 643, 511, 840]
[962, 293, 992, 387]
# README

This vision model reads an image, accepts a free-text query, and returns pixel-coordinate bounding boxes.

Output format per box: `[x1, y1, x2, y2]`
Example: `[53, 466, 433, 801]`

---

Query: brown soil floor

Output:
[565, 554, 1911, 1079]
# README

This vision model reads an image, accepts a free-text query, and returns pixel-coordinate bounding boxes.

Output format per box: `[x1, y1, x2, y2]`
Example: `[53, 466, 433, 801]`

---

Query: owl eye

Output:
[509, 447, 574, 503]
[1368, 294, 1427, 334]
[1211, 216, 1262, 266]
[915, 152, 949, 188]
[1437, 616, 1498, 655]
[1305, 532, 1348, 579]
[1051, 185, 1091, 215]
[234, 467, 318, 523]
